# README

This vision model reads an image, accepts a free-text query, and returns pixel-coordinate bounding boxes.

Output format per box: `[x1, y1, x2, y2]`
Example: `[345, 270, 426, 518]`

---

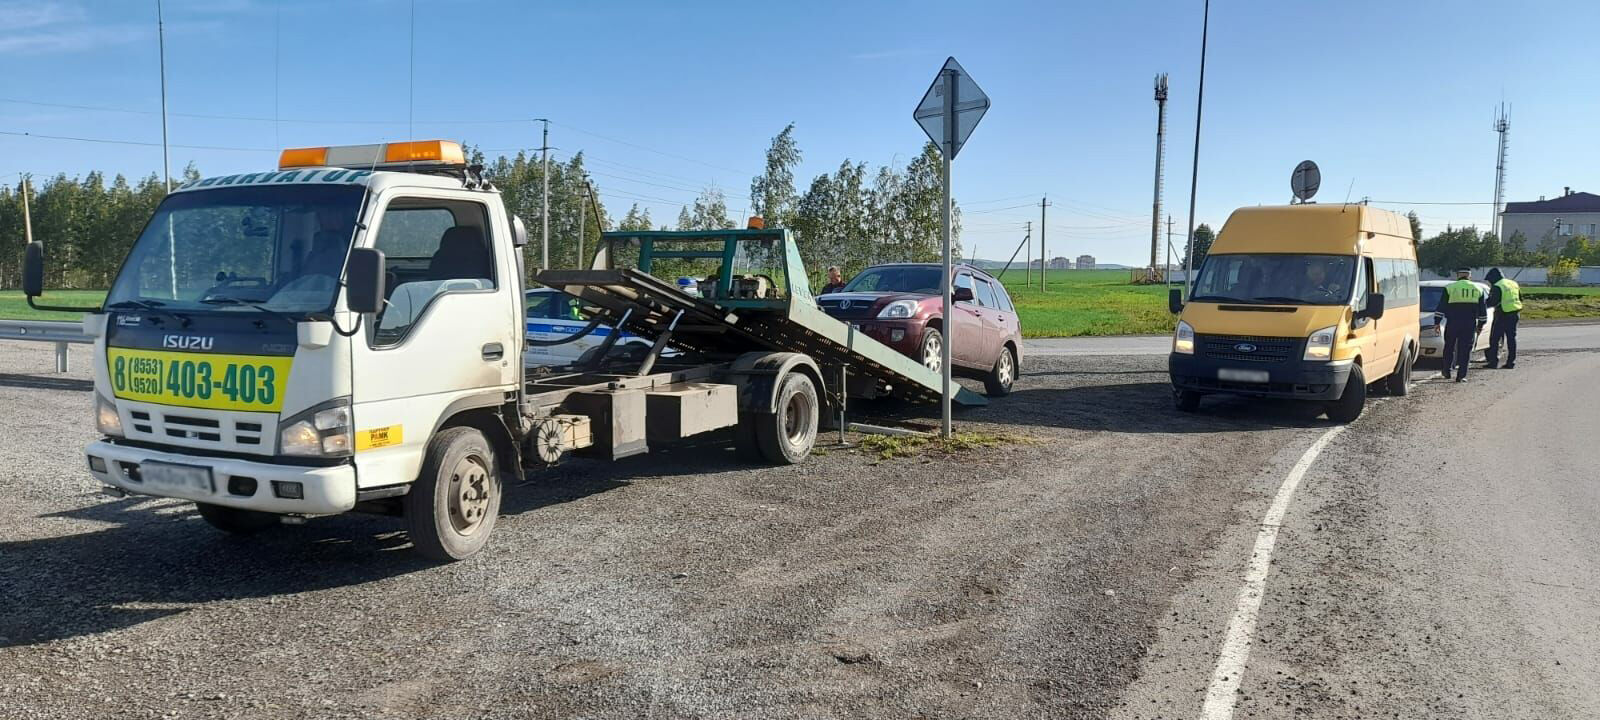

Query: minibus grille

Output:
[1200, 334, 1298, 363]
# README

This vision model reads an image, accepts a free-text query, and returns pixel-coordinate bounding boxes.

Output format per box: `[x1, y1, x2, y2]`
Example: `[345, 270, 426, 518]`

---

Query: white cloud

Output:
[0, 2, 86, 31]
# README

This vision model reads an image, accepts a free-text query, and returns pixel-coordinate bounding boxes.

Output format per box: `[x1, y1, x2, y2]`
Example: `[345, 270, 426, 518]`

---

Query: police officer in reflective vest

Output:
[1484, 267, 1521, 369]
[1432, 267, 1487, 382]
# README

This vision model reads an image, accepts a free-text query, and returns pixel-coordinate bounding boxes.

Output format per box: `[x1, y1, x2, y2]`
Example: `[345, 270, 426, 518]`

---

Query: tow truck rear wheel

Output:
[754, 372, 819, 465]
[195, 502, 279, 534]
[405, 426, 501, 561]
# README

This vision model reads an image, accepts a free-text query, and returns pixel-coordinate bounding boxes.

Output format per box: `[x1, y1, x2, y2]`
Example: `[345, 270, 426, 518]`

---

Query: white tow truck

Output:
[23, 140, 984, 560]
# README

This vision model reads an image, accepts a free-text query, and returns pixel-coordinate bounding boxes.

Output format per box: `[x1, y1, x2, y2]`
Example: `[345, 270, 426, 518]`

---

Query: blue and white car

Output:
[524, 288, 645, 367]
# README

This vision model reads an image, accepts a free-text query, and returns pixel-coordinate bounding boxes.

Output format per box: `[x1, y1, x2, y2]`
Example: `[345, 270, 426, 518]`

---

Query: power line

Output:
[0, 129, 272, 152]
[0, 96, 530, 126]
[1367, 199, 1499, 206]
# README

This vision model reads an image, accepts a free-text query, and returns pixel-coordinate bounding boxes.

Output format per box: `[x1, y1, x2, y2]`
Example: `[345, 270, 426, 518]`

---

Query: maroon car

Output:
[817, 263, 1022, 396]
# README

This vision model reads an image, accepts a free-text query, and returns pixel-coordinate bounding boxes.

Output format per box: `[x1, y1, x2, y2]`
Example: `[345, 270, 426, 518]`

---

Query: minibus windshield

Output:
[1190, 253, 1356, 306]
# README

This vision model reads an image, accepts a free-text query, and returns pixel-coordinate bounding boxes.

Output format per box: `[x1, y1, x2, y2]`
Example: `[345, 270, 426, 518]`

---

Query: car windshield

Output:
[1420, 286, 1445, 310]
[840, 266, 943, 294]
[105, 184, 366, 317]
[1190, 253, 1356, 305]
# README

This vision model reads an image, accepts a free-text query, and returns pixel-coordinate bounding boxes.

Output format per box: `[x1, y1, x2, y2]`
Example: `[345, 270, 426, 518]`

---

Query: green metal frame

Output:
[603, 229, 799, 309]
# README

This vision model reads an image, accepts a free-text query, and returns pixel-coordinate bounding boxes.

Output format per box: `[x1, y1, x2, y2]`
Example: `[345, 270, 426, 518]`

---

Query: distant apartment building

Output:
[1500, 188, 1600, 250]
[1048, 256, 1072, 270]
[1076, 254, 1096, 269]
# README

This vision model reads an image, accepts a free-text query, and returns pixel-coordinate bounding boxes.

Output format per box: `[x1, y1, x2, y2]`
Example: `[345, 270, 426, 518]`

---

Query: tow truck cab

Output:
[31, 141, 530, 559]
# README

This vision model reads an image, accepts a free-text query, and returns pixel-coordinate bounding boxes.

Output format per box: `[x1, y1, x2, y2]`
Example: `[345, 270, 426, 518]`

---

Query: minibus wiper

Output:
[1251, 296, 1309, 305]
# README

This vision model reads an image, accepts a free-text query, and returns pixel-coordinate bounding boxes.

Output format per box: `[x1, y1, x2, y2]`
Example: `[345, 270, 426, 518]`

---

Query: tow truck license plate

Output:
[1218, 368, 1270, 383]
[141, 462, 214, 494]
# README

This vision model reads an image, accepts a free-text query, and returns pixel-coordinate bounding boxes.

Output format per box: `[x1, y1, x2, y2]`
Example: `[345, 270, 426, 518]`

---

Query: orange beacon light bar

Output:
[279, 140, 466, 170]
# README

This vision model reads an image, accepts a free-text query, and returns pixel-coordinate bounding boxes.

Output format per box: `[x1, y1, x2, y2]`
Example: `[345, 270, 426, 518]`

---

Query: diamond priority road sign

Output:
[914, 57, 990, 159]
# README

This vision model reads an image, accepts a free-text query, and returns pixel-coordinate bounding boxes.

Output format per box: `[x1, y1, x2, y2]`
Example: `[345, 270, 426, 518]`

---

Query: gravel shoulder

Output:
[0, 342, 1363, 719]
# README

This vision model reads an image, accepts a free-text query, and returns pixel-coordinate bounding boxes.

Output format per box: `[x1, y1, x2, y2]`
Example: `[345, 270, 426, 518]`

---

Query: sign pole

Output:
[939, 68, 956, 439]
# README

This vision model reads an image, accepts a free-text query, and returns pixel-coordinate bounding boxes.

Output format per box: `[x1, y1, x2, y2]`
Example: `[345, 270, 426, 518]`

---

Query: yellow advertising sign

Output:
[107, 348, 294, 413]
[356, 425, 403, 451]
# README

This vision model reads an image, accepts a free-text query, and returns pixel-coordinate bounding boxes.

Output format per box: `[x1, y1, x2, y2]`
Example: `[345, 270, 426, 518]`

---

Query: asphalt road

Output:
[0, 326, 1595, 719]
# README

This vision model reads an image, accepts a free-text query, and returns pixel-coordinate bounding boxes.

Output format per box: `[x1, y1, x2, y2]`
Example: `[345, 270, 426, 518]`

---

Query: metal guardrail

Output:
[0, 319, 90, 373]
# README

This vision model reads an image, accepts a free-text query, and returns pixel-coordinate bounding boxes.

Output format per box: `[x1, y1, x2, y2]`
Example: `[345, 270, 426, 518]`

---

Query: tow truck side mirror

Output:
[22, 242, 44, 298]
[1168, 288, 1184, 314]
[510, 215, 529, 248]
[345, 248, 386, 314]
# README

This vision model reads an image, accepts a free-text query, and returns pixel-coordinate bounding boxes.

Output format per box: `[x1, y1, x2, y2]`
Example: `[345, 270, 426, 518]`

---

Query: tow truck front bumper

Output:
[86, 440, 357, 515]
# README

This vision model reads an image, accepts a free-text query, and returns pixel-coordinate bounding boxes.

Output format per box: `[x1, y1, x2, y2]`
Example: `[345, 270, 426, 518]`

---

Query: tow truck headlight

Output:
[279, 399, 353, 457]
[1304, 325, 1338, 361]
[95, 394, 124, 437]
[877, 300, 918, 319]
[1173, 320, 1195, 355]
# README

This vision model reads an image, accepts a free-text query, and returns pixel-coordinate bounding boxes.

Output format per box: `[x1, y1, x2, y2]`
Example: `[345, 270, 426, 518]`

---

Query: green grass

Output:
[1521, 287, 1600, 320]
[996, 269, 1177, 337]
[857, 431, 1022, 460]
[0, 290, 106, 320]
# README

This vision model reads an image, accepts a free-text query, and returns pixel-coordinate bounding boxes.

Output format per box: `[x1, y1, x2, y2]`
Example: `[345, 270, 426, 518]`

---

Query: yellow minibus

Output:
[1168, 204, 1419, 422]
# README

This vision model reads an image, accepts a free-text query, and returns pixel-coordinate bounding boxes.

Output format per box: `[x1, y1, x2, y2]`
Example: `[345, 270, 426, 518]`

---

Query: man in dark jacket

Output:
[1433, 268, 1488, 382]
[1484, 267, 1522, 369]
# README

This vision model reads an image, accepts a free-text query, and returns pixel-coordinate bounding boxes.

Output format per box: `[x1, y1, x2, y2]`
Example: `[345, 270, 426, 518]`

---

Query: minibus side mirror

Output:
[1168, 288, 1184, 314]
[1362, 293, 1385, 320]
[22, 242, 44, 297]
[345, 248, 386, 314]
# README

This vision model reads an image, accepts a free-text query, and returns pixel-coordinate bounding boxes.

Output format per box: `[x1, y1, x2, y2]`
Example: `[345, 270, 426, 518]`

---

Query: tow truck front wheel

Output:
[195, 502, 279, 534]
[405, 426, 502, 561]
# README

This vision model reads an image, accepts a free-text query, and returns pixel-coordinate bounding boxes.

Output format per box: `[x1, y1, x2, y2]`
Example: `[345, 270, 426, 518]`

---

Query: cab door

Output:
[349, 191, 518, 488]
[1348, 256, 1390, 377]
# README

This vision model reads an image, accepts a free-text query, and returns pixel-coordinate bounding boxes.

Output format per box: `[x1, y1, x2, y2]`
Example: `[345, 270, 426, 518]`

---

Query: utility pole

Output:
[576, 184, 586, 270]
[583, 181, 599, 269]
[1025, 220, 1032, 284]
[1165, 215, 1175, 289]
[1151, 73, 1169, 278]
[156, 0, 176, 298]
[1039, 196, 1051, 292]
[1184, 0, 1210, 294]
[20, 175, 32, 245]
[1491, 103, 1510, 239]
[534, 118, 551, 271]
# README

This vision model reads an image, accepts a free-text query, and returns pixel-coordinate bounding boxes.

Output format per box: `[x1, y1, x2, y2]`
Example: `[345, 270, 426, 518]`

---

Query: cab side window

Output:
[372, 198, 496, 346]
[1353, 258, 1372, 314]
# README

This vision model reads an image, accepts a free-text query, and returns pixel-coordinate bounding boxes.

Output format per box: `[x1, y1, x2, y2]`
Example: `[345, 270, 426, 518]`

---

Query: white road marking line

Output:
[1199, 424, 1347, 720]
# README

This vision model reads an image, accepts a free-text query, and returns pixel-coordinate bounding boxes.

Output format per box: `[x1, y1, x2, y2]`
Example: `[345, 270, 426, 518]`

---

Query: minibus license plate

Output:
[1218, 368, 1269, 383]
[141, 462, 214, 494]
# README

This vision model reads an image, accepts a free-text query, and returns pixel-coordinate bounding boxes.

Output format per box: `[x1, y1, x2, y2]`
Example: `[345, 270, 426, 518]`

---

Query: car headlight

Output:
[279, 399, 353, 457]
[95, 394, 124, 437]
[877, 300, 919, 319]
[1304, 325, 1338, 361]
[1422, 323, 1441, 337]
[1173, 320, 1195, 355]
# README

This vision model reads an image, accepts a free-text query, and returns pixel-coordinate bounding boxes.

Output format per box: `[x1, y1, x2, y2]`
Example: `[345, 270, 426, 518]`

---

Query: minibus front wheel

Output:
[1325, 363, 1366, 423]
[1173, 387, 1203, 413]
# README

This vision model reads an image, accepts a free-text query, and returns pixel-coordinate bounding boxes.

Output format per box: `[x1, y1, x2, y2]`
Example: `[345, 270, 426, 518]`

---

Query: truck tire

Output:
[1325, 363, 1367, 424]
[1384, 347, 1411, 396]
[754, 372, 819, 465]
[195, 502, 279, 534]
[405, 426, 501, 561]
[984, 346, 1016, 396]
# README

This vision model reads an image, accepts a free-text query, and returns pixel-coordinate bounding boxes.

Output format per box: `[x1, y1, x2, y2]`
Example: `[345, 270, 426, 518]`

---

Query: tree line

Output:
[1, 126, 959, 290]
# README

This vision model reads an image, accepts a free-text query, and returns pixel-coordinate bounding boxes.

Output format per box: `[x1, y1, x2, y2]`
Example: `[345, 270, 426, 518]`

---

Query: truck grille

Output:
[126, 406, 271, 452]
[1199, 334, 1299, 363]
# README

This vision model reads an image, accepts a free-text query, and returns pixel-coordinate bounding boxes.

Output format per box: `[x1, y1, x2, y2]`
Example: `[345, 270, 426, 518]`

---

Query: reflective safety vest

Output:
[1494, 278, 1523, 312]
[1445, 279, 1484, 304]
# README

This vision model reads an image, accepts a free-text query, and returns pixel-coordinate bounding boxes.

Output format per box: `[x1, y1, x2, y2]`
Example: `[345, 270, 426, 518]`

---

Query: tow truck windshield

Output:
[105, 184, 366, 317]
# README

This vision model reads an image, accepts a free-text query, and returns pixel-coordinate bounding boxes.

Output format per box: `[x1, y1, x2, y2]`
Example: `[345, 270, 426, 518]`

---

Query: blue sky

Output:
[3, 0, 1597, 265]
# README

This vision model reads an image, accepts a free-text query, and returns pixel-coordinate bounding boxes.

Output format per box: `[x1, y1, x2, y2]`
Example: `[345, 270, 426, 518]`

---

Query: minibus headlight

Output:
[1304, 325, 1338, 361]
[95, 394, 124, 437]
[1173, 320, 1195, 355]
